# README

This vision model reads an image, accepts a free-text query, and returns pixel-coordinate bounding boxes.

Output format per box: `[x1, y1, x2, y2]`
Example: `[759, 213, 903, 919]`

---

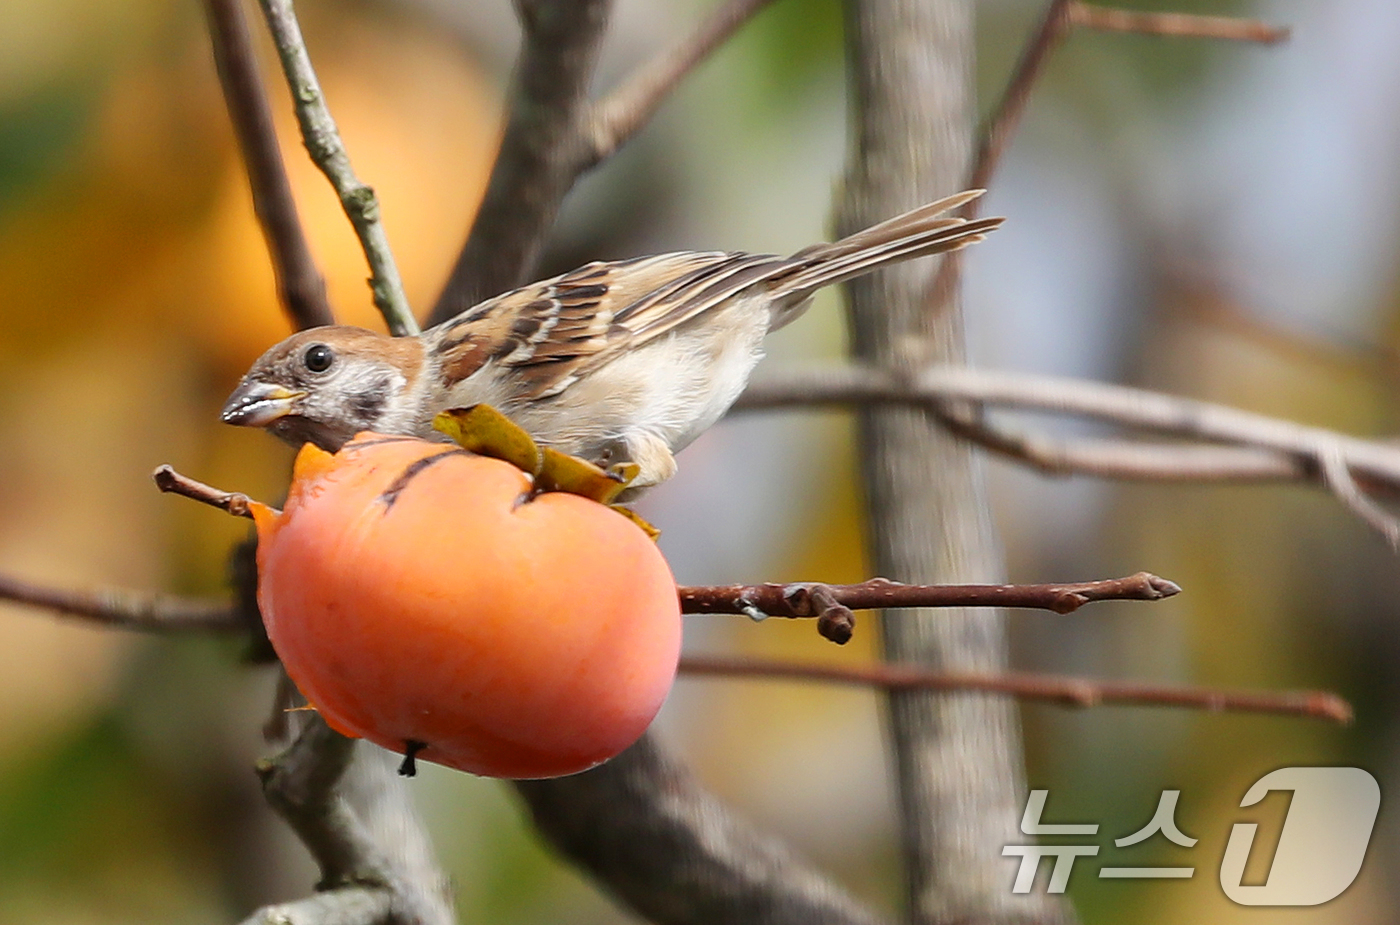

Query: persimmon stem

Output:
[153, 465, 268, 518]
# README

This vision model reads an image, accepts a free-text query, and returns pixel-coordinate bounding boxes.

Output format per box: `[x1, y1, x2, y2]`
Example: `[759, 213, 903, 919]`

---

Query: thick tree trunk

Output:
[838, 2, 1062, 922]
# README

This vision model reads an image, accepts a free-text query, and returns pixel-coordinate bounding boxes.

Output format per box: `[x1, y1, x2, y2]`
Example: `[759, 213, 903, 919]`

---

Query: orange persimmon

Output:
[251, 433, 682, 779]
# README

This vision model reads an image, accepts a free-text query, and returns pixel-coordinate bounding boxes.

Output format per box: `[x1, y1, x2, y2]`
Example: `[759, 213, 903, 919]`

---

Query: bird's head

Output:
[221, 326, 424, 451]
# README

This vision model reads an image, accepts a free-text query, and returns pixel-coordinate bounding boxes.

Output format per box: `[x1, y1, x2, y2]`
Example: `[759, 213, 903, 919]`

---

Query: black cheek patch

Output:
[349, 387, 388, 426]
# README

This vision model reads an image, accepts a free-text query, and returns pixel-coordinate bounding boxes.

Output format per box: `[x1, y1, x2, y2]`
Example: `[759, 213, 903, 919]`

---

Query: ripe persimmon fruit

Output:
[251, 433, 682, 779]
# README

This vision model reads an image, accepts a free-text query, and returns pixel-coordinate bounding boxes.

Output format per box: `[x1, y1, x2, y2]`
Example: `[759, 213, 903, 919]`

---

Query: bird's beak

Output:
[221, 382, 306, 427]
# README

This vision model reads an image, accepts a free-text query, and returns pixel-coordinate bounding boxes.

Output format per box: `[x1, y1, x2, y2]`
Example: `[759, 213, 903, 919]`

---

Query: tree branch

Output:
[203, 0, 334, 330]
[677, 656, 1353, 724]
[0, 569, 1345, 727]
[680, 572, 1178, 644]
[934, 0, 1288, 301]
[737, 364, 1400, 545]
[968, 0, 1074, 197]
[583, 0, 781, 165]
[429, 0, 613, 323]
[513, 733, 888, 925]
[0, 572, 241, 632]
[256, 0, 418, 336]
[929, 406, 1312, 482]
[1069, 3, 1290, 44]
[241, 715, 453, 925]
[429, 0, 785, 325]
[838, 0, 1050, 920]
[969, 1, 1288, 202]
[5, 559, 1181, 635]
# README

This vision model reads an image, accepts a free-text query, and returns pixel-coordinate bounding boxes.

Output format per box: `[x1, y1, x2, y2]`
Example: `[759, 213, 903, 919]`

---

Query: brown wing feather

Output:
[430, 252, 797, 400]
[428, 189, 1003, 400]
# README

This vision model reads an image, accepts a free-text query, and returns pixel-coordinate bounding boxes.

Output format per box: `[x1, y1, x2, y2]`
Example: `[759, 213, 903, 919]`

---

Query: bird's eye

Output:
[303, 344, 335, 373]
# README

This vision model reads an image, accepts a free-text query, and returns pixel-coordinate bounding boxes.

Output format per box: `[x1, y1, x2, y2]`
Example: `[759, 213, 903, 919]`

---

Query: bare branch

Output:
[1069, 3, 1290, 44]
[0, 572, 241, 633]
[0, 567, 1176, 648]
[929, 405, 1311, 482]
[968, 1, 1288, 202]
[737, 364, 1400, 544]
[153, 464, 260, 518]
[429, 0, 613, 324]
[678, 656, 1353, 724]
[203, 0, 333, 330]
[256, 718, 381, 887]
[584, 0, 781, 164]
[680, 572, 1179, 626]
[256, 0, 418, 336]
[513, 732, 888, 925]
[1317, 443, 1400, 550]
[430, 0, 790, 325]
[968, 0, 1075, 197]
[245, 715, 454, 925]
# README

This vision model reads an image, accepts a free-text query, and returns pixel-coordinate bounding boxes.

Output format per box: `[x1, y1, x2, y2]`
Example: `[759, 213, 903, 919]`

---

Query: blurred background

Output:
[0, 0, 1397, 921]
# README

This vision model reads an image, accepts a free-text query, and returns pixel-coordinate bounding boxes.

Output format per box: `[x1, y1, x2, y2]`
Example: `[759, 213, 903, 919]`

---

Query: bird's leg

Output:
[621, 431, 677, 490]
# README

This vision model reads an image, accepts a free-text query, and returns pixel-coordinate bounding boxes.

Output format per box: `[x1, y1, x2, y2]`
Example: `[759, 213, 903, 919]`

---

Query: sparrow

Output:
[222, 189, 1002, 490]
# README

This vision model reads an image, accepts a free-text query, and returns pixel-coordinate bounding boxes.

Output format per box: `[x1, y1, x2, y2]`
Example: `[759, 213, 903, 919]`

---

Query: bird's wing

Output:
[428, 250, 793, 401]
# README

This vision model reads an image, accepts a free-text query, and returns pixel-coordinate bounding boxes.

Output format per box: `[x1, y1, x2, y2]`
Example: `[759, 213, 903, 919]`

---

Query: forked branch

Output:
[737, 364, 1400, 548]
[429, 0, 782, 324]
[970, 0, 1289, 199]
[584, 0, 782, 165]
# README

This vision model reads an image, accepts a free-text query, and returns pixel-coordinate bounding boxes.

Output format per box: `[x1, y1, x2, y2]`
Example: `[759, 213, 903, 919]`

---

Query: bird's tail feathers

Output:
[768, 189, 1002, 329]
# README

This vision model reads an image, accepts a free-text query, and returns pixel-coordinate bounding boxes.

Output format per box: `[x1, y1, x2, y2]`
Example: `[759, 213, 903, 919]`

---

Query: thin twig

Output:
[968, 0, 1074, 197]
[430, 0, 786, 325]
[153, 464, 259, 518]
[584, 0, 781, 165]
[677, 656, 1352, 724]
[967, 0, 1288, 201]
[203, 0, 333, 331]
[1070, 3, 1290, 44]
[927, 0, 1074, 308]
[0, 572, 241, 632]
[924, 397, 1320, 483]
[1316, 442, 1400, 550]
[256, 0, 418, 336]
[939, 415, 1310, 482]
[429, 0, 614, 324]
[737, 364, 1400, 544]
